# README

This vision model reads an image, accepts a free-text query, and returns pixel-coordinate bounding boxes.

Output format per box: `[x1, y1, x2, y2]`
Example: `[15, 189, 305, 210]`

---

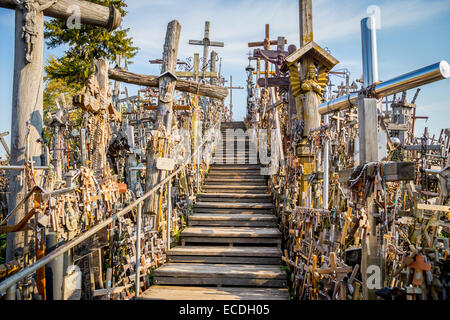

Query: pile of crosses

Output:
[0, 0, 228, 301]
[245, 1, 450, 300]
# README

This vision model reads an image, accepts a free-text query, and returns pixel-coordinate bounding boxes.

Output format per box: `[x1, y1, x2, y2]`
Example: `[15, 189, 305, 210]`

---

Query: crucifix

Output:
[189, 21, 224, 71]
[248, 24, 287, 80]
[1, 0, 122, 262]
[226, 75, 244, 121]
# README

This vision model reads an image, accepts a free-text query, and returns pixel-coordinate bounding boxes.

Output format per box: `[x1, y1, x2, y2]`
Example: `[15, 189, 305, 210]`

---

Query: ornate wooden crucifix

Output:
[189, 21, 224, 71]
[0, 0, 121, 262]
[248, 24, 287, 80]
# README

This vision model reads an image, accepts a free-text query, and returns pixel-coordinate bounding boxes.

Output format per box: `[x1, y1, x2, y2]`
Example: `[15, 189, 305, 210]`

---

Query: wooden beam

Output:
[108, 68, 228, 100]
[0, 0, 122, 30]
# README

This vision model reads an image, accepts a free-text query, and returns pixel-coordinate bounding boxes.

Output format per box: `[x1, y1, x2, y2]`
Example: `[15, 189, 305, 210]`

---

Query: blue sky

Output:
[1, 0, 450, 159]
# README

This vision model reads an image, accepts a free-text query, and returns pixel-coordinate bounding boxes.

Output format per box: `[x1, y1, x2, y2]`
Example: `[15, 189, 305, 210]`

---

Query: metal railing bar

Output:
[0, 115, 222, 294]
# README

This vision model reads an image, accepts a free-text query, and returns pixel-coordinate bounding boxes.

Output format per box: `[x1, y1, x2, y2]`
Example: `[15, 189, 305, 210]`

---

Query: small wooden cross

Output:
[331, 113, 345, 132]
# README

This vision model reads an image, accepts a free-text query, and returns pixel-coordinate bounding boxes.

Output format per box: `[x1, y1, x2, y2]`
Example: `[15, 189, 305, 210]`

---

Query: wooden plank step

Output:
[168, 246, 281, 257]
[189, 214, 276, 227]
[167, 246, 281, 264]
[198, 193, 270, 198]
[202, 185, 267, 190]
[154, 263, 287, 287]
[207, 174, 264, 179]
[189, 214, 276, 221]
[211, 165, 261, 170]
[209, 169, 261, 174]
[197, 197, 272, 204]
[139, 286, 289, 300]
[181, 227, 281, 238]
[194, 208, 273, 214]
[194, 202, 273, 209]
[168, 256, 280, 265]
[205, 179, 265, 185]
[201, 189, 268, 195]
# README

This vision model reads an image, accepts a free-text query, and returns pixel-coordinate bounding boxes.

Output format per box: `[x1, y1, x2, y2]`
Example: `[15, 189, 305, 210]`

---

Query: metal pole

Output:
[361, 16, 379, 87]
[323, 115, 329, 210]
[5, 283, 16, 300]
[196, 141, 200, 193]
[45, 232, 64, 300]
[318, 60, 450, 115]
[80, 128, 87, 167]
[167, 180, 172, 251]
[135, 202, 142, 298]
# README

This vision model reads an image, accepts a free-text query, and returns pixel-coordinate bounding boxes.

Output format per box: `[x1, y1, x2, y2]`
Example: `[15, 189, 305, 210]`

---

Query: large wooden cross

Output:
[226, 75, 244, 121]
[189, 21, 224, 71]
[0, 0, 122, 262]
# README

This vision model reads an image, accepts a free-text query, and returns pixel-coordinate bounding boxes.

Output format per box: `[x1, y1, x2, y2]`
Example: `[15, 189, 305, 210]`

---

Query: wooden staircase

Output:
[140, 122, 289, 300]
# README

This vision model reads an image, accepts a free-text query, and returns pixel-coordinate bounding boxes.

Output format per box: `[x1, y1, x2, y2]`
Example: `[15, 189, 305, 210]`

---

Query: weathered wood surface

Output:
[168, 246, 281, 257]
[144, 122, 287, 298]
[144, 20, 181, 215]
[139, 286, 289, 300]
[198, 193, 269, 198]
[181, 227, 281, 237]
[154, 263, 286, 279]
[338, 161, 416, 184]
[194, 202, 273, 209]
[108, 68, 229, 100]
[189, 214, 276, 221]
[7, 7, 46, 261]
[194, 208, 273, 214]
[0, 0, 121, 30]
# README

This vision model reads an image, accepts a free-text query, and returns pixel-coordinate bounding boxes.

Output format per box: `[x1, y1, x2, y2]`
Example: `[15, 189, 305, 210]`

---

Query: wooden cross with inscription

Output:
[226, 75, 244, 121]
[0, 0, 122, 262]
[189, 21, 224, 71]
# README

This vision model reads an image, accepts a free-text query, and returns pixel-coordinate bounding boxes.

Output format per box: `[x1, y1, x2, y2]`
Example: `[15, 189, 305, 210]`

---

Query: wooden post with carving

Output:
[144, 20, 181, 216]
[3, 0, 121, 262]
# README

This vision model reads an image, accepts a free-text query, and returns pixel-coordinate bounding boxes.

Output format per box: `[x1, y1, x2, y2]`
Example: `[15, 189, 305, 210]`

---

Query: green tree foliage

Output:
[44, 0, 138, 86]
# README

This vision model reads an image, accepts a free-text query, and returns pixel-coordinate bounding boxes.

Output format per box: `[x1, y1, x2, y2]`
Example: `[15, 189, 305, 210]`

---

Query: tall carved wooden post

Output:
[1, 0, 121, 262]
[144, 20, 181, 215]
[283, 0, 337, 207]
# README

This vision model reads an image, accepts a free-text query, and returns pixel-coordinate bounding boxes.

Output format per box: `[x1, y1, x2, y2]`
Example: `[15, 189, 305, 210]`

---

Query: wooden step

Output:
[201, 189, 268, 195]
[211, 164, 261, 170]
[181, 227, 282, 246]
[205, 179, 265, 185]
[209, 169, 261, 174]
[188, 214, 276, 227]
[154, 263, 287, 288]
[202, 186, 267, 193]
[139, 286, 290, 300]
[207, 173, 264, 179]
[197, 193, 272, 203]
[198, 193, 270, 198]
[167, 246, 282, 264]
[194, 202, 273, 209]
[194, 208, 273, 214]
